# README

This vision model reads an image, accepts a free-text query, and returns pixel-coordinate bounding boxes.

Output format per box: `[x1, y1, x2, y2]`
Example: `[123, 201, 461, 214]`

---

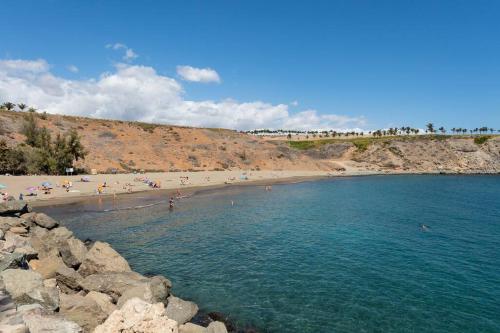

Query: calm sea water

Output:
[39, 175, 500, 333]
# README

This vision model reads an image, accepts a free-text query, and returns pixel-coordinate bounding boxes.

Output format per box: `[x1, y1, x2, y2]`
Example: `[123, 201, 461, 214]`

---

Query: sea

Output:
[38, 175, 500, 333]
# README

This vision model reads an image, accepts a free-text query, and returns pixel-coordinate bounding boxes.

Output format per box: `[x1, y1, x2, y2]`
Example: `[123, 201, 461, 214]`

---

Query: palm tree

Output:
[2, 102, 15, 111]
[426, 123, 434, 134]
[17, 103, 27, 112]
[438, 126, 446, 134]
[66, 129, 87, 161]
[28, 107, 37, 113]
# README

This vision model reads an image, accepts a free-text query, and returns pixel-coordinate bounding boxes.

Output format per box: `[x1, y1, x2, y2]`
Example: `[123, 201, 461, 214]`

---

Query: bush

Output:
[474, 136, 491, 145]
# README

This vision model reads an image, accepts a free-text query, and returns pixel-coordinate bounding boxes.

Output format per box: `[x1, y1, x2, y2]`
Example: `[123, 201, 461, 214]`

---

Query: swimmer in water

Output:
[231, 200, 234, 206]
[169, 197, 175, 209]
[420, 224, 430, 231]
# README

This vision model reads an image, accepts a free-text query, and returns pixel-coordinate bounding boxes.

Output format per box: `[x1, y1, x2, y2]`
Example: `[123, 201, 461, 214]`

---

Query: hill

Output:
[1, 110, 499, 174]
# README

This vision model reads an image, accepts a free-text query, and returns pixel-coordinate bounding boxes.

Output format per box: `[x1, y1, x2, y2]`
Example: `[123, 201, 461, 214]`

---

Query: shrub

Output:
[474, 136, 491, 145]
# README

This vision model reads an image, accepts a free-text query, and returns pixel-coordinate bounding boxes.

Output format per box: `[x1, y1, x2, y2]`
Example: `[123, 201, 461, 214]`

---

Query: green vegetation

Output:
[474, 135, 491, 145]
[135, 122, 160, 133]
[0, 112, 87, 175]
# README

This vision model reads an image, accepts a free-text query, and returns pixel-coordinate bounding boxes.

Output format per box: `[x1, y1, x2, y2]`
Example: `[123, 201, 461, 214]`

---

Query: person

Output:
[19, 193, 23, 201]
[421, 224, 430, 231]
[169, 197, 175, 209]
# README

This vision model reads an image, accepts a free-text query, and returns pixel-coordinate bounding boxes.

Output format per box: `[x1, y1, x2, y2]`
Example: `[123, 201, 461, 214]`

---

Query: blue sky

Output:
[1, 0, 499, 130]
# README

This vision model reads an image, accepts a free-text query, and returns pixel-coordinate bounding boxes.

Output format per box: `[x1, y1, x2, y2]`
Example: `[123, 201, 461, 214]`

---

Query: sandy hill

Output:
[1, 110, 499, 174]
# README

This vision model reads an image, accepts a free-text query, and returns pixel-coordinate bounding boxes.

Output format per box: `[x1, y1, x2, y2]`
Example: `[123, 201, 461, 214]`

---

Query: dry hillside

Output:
[1, 111, 499, 174]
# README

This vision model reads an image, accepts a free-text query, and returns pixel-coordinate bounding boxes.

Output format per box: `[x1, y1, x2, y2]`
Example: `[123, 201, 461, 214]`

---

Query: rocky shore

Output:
[0, 199, 232, 333]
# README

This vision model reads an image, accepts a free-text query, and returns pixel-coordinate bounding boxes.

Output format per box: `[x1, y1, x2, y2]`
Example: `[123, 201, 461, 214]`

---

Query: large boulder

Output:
[77, 241, 131, 277]
[1, 269, 59, 310]
[180, 323, 208, 333]
[55, 265, 84, 294]
[93, 297, 178, 333]
[207, 321, 228, 333]
[29, 255, 66, 279]
[3, 232, 37, 259]
[0, 201, 30, 216]
[30, 226, 73, 259]
[59, 293, 108, 332]
[79, 271, 149, 301]
[165, 296, 199, 325]
[117, 275, 171, 308]
[60, 238, 87, 268]
[30, 213, 59, 229]
[0, 251, 26, 271]
[23, 312, 82, 333]
[85, 291, 117, 315]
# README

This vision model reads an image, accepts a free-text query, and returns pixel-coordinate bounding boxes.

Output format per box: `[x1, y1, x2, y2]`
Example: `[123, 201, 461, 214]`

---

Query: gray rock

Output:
[59, 293, 108, 332]
[77, 241, 131, 277]
[1, 269, 59, 311]
[0, 251, 26, 271]
[180, 323, 209, 333]
[23, 312, 82, 333]
[60, 238, 87, 268]
[31, 213, 59, 229]
[207, 321, 228, 333]
[3, 232, 35, 256]
[165, 295, 199, 325]
[30, 227, 73, 259]
[0, 201, 30, 216]
[116, 275, 171, 308]
[79, 271, 149, 302]
[55, 265, 83, 294]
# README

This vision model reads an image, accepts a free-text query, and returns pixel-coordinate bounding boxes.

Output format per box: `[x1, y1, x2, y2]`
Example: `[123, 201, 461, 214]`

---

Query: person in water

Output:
[421, 224, 430, 231]
[169, 197, 175, 209]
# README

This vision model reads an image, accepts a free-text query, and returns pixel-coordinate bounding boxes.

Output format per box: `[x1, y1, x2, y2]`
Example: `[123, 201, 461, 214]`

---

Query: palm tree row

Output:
[1, 101, 38, 113]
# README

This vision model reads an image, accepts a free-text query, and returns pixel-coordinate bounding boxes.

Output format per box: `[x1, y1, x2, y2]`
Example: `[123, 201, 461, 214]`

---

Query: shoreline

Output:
[2, 169, 498, 208]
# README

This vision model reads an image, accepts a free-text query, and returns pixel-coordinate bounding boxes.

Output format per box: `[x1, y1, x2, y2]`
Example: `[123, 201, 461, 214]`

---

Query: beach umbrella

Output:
[0, 184, 6, 189]
[41, 181, 52, 187]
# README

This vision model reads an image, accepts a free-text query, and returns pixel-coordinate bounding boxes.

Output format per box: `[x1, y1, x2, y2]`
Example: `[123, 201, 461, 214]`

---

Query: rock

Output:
[207, 321, 228, 333]
[1, 269, 59, 311]
[55, 265, 83, 294]
[79, 271, 149, 301]
[0, 251, 26, 271]
[0, 229, 4, 240]
[180, 323, 208, 333]
[59, 293, 108, 332]
[30, 227, 73, 259]
[117, 275, 171, 308]
[60, 238, 87, 268]
[23, 312, 82, 333]
[0, 201, 30, 216]
[9, 227, 28, 234]
[31, 213, 59, 229]
[29, 255, 66, 279]
[77, 241, 131, 277]
[165, 295, 199, 325]
[44, 278, 57, 289]
[93, 297, 178, 333]
[3, 232, 37, 259]
[85, 291, 116, 315]
[50, 226, 73, 240]
[0, 217, 26, 232]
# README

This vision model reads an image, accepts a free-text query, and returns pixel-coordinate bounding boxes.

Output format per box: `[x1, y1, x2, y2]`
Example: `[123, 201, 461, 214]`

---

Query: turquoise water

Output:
[40, 175, 500, 332]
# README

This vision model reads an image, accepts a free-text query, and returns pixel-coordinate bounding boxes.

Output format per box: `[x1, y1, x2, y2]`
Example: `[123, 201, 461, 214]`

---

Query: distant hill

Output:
[1, 110, 499, 174]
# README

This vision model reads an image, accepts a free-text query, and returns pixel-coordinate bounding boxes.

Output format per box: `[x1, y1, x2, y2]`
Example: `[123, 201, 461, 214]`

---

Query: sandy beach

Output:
[0, 170, 351, 205]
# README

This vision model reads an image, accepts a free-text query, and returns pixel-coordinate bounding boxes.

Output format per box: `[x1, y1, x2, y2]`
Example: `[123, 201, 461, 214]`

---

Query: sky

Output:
[0, 0, 499, 131]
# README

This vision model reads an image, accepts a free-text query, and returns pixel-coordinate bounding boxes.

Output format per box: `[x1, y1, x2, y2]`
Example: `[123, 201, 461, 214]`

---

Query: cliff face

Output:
[1, 110, 499, 173]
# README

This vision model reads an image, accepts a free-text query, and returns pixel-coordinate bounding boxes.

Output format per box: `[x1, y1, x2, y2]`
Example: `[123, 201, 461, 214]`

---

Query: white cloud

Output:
[67, 65, 79, 73]
[0, 58, 366, 131]
[290, 100, 299, 106]
[106, 43, 138, 61]
[176, 65, 221, 83]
